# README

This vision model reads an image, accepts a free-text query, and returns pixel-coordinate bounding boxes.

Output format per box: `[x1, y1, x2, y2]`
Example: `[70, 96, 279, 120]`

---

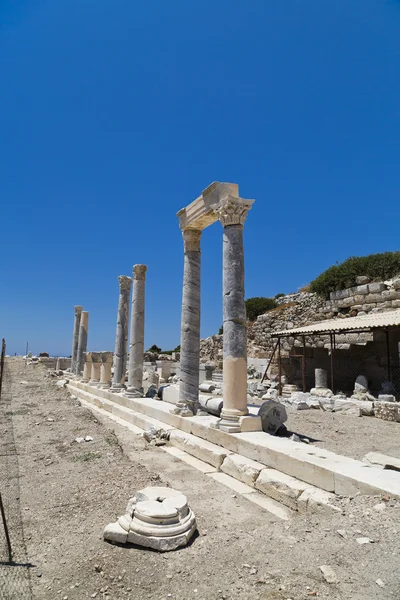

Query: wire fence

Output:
[0, 341, 33, 599]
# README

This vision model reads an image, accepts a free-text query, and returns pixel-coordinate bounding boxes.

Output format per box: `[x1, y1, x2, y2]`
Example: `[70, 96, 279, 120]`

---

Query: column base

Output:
[214, 410, 262, 433]
[110, 384, 126, 393]
[81, 378, 90, 384]
[89, 379, 100, 387]
[172, 403, 194, 417]
[124, 387, 143, 398]
[98, 382, 111, 389]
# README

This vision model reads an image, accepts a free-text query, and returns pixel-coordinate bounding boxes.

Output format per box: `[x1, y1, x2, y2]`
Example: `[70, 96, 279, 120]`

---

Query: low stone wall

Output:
[322, 278, 400, 317]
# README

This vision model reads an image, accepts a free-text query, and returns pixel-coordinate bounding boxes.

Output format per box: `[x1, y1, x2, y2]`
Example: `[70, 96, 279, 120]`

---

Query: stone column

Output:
[315, 368, 328, 389]
[216, 197, 255, 433]
[75, 311, 89, 376]
[82, 352, 93, 383]
[89, 352, 101, 386]
[174, 228, 202, 416]
[71, 306, 83, 374]
[111, 276, 132, 392]
[99, 352, 113, 388]
[125, 265, 148, 398]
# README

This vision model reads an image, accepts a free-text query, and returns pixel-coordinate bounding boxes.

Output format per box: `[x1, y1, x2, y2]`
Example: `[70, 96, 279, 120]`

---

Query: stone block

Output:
[334, 464, 400, 498]
[169, 429, 230, 469]
[368, 282, 386, 293]
[392, 300, 400, 308]
[393, 279, 400, 290]
[355, 284, 369, 295]
[221, 454, 264, 487]
[298, 488, 341, 515]
[356, 276, 370, 285]
[374, 401, 400, 422]
[255, 468, 309, 510]
[162, 384, 180, 405]
[364, 293, 384, 303]
[363, 452, 400, 471]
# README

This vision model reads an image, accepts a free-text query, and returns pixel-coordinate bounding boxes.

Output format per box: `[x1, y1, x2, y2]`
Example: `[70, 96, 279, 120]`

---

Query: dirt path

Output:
[1, 358, 400, 600]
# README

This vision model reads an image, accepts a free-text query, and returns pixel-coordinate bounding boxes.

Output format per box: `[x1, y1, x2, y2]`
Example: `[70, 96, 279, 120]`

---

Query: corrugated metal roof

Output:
[272, 309, 400, 337]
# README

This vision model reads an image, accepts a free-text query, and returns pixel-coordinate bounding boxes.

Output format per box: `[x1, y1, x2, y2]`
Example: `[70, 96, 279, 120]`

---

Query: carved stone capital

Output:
[182, 228, 202, 252]
[91, 352, 102, 363]
[74, 305, 83, 315]
[133, 264, 148, 280]
[101, 351, 113, 363]
[217, 196, 254, 227]
[83, 352, 93, 363]
[118, 275, 133, 292]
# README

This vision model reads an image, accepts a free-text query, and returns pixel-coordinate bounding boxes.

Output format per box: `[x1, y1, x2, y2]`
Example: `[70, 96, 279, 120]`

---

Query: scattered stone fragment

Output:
[356, 537, 373, 545]
[319, 565, 337, 584]
[375, 579, 385, 588]
[337, 529, 347, 539]
[374, 503, 386, 512]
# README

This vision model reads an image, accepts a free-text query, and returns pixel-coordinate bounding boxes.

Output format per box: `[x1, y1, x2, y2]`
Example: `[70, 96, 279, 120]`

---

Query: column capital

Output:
[91, 352, 102, 363]
[133, 264, 148, 280]
[217, 196, 254, 227]
[74, 305, 83, 315]
[84, 351, 93, 362]
[182, 228, 202, 252]
[101, 351, 113, 363]
[118, 275, 133, 292]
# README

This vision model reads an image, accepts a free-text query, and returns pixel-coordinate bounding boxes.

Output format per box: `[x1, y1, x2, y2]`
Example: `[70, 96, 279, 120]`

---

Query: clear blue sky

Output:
[1, 0, 399, 356]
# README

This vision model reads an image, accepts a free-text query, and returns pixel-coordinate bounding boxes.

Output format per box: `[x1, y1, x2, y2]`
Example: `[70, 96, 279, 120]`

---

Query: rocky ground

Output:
[1, 358, 400, 600]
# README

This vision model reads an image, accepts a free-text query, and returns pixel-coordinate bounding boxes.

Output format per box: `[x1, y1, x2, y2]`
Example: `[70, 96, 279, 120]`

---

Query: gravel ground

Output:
[249, 401, 400, 460]
[1, 358, 400, 600]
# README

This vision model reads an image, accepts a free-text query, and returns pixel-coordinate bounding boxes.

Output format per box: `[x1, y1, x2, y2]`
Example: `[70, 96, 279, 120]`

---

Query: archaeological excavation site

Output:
[2, 182, 400, 600]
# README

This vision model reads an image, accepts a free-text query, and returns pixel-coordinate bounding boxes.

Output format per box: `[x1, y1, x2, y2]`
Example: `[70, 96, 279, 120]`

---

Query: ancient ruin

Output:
[103, 486, 197, 551]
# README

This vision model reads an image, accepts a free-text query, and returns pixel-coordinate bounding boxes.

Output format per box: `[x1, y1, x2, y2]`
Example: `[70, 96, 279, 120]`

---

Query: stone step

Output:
[67, 381, 400, 501]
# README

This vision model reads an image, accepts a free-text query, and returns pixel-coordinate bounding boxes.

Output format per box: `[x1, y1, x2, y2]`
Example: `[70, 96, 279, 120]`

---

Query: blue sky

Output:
[1, 0, 399, 355]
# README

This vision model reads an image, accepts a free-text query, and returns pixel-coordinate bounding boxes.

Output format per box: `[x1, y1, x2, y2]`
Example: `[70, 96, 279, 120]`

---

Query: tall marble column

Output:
[125, 265, 148, 398]
[75, 311, 89, 376]
[111, 276, 132, 392]
[175, 229, 202, 416]
[99, 352, 113, 388]
[71, 306, 83, 374]
[216, 197, 254, 432]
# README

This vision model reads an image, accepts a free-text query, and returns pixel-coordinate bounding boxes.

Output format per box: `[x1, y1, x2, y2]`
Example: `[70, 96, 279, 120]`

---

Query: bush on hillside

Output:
[147, 344, 162, 353]
[245, 297, 277, 321]
[309, 252, 400, 299]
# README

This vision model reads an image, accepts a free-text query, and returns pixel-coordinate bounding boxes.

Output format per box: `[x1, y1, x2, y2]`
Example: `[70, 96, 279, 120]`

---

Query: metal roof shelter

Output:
[264, 309, 400, 396]
[272, 309, 400, 337]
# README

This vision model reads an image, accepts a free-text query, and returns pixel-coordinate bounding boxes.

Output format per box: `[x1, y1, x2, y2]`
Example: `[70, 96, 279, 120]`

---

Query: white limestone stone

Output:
[169, 429, 230, 469]
[221, 454, 263, 487]
[298, 488, 341, 515]
[255, 468, 309, 511]
[104, 486, 196, 552]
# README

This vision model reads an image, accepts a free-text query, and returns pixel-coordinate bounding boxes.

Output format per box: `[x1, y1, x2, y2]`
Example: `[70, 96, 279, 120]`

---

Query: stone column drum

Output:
[71, 305, 83, 374]
[111, 276, 132, 392]
[175, 229, 202, 416]
[125, 265, 148, 398]
[99, 352, 113, 388]
[82, 352, 93, 383]
[315, 368, 328, 389]
[75, 311, 89, 376]
[216, 197, 254, 433]
[89, 352, 101, 386]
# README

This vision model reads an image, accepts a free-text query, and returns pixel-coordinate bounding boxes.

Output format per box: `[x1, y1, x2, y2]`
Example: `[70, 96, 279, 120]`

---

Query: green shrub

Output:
[310, 252, 400, 299]
[274, 293, 285, 299]
[147, 344, 162, 353]
[245, 297, 277, 321]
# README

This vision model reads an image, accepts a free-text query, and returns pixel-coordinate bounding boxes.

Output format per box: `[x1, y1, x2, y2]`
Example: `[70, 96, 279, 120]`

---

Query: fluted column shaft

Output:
[75, 311, 89, 376]
[126, 265, 148, 397]
[82, 352, 93, 383]
[99, 352, 113, 388]
[89, 352, 101, 386]
[176, 229, 202, 416]
[71, 306, 83, 374]
[111, 276, 132, 391]
[216, 197, 254, 432]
